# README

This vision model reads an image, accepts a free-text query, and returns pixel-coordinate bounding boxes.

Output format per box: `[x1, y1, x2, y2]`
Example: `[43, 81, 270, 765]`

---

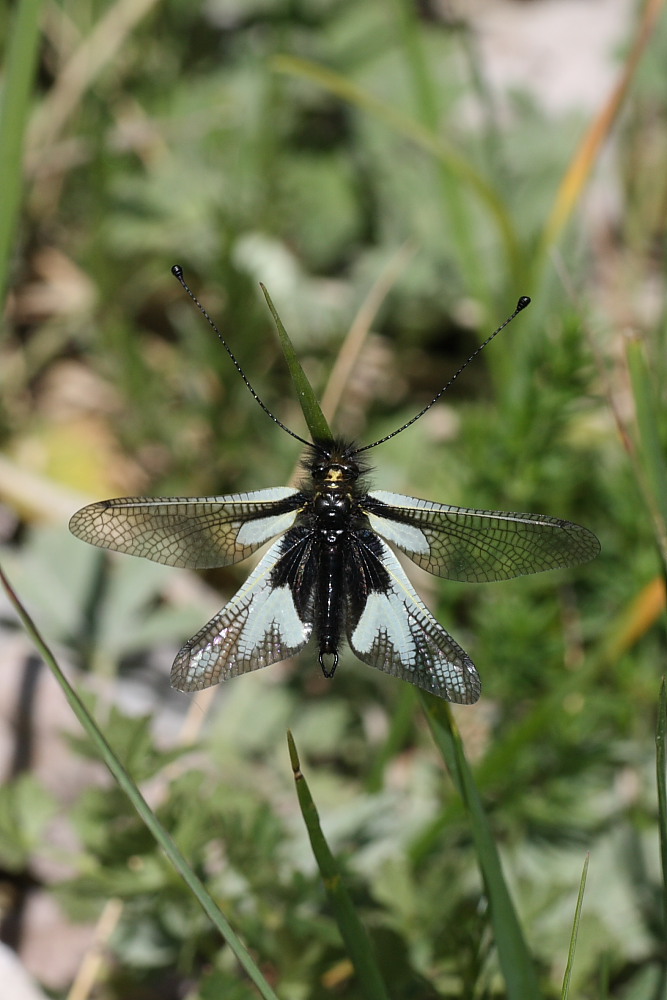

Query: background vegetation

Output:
[1, 1, 667, 997]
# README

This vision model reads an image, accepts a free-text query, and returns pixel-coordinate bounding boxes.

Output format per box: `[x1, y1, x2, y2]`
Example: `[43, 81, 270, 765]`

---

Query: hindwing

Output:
[345, 530, 481, 704]
[170, 528, 316, 691]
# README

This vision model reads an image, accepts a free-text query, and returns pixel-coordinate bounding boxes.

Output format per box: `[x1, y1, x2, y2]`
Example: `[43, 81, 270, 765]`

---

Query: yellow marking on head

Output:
[325, 468, 344, 482]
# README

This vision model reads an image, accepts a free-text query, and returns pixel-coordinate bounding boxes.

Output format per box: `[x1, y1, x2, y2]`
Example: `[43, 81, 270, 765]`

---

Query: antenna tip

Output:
[171, 264, 183, 279]
[516, 295, 531, 312]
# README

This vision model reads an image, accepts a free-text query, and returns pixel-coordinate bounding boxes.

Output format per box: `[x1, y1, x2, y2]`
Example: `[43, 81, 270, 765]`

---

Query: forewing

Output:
[345, 532, 480, 703]
[171, 531, 315, 691]
[69, 487, 304, 569]
[364, 490, 600, 582]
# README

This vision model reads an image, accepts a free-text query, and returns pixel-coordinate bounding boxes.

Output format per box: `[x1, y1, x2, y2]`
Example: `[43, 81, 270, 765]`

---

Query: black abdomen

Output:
[316, 537, 344, 677]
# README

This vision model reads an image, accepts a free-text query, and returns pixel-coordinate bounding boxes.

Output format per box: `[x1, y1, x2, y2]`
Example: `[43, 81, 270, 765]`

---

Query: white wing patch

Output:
[236, 506, 302, 547]
[348, 537, 480, 704]
[241, 585, 307, 648]
[171, 537, 311, 692]
[366, 509, 429, 555]
[351, 592, 414, 657]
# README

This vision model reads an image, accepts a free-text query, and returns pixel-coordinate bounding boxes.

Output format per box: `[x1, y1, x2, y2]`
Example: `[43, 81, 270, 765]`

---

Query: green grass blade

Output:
[0, 0, 44, 313]
[0, 560, 281, 1000]
[656, 679, 667, 956]
[287, 731, 390, 1000]
[420, 692, 542, 999]
[626, 337, 667, 577]
[561, 853, 589, 1000]
[260, 283, 331, 443]
[598, 952, 611, 1000]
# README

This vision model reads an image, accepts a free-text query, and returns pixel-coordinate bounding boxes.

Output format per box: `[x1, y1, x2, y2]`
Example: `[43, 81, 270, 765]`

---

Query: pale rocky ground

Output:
[449, 0, 634, 115]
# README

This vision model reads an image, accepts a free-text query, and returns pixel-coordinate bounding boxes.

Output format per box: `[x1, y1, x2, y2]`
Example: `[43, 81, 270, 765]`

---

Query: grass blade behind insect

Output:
[420, 692, 542, 1000]
[287, 730, 390, 1000]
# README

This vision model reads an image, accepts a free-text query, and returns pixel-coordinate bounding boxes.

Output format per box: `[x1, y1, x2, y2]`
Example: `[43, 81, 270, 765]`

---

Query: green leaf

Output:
[0, 775, 57, 871]
[65, 705, 186, 782]
[199, 968, 259, 1000]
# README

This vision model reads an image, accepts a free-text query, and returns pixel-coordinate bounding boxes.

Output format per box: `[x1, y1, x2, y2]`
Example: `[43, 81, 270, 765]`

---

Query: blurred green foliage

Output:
[1, 0, 667, 998]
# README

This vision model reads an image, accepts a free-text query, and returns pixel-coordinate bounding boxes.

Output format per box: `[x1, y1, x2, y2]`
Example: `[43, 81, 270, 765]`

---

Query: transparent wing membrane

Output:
[69, 488, 303, 569]
[365, 490, 600, 583]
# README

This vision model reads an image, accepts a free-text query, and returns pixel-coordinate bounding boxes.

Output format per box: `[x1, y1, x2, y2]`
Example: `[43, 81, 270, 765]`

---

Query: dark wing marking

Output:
[69, 487, 304, 569]
[171, 530, 316, 691]
[364, 490, 600, 583]
[345, 531, 480, 704]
